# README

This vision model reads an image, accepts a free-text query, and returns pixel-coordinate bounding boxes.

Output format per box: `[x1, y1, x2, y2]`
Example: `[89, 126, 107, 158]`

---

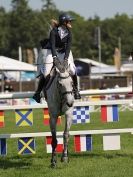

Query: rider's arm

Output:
[64, 30, 72, 60]
[49, 28, 57, 58]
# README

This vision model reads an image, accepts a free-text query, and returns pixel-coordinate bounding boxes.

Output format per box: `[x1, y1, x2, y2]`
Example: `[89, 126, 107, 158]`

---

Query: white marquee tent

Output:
[0, 56, 37, 71]
[0, 56, 37, 81]
[0, 56, 37, 92]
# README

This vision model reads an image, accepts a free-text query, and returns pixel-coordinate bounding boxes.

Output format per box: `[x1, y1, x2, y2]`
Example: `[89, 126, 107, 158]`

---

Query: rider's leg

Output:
[71, 74, 81, 99]
[33, 74, 45, 103]
[33, 51, 53, 103]
[68, 52, 81, 99]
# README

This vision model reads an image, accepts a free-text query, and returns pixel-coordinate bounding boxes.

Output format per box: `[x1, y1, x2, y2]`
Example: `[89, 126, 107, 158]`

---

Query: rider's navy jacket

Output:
[49, 26, 72, 59]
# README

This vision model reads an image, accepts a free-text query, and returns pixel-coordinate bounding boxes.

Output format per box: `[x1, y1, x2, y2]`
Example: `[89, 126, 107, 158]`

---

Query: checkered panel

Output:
[73, 106, 90, 124]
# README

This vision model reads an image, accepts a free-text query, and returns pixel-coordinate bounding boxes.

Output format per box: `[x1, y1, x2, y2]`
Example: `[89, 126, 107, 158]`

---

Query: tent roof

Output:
[75, 58, 109, 67]
[91, 66, 119, 74]
[0, 56, 37, 71]
[121, 61, 133, 72]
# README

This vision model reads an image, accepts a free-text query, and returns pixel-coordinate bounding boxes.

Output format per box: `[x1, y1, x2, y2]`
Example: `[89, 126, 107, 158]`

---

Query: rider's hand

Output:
[63, 58, 68, 69]
[53, 56, 65, 73]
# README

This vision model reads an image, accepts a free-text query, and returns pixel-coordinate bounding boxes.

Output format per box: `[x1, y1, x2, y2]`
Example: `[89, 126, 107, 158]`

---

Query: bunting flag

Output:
[0, 139, 7, 155]
[74, 134, 92, 152]
[0, 110, 5, 128]
[18, 137, 35, 155]
[101, 105, 119, 122]
[15, 109, 33, 126]
[46, 136, 63, 153]
[103, 134, 120, 150]
[73, 106, 90, 124]
[43, 108, 61, 125]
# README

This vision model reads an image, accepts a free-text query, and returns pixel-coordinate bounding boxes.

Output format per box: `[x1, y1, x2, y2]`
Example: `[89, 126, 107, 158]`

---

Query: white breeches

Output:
[36, 49, 76, 77]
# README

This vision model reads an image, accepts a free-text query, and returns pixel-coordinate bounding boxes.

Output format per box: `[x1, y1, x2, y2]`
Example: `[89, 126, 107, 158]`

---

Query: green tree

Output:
[41, 0, 56, 10]
[101, 14, 133, 63]
[1, 1, 133, 64]
[0, 7, 10, 56]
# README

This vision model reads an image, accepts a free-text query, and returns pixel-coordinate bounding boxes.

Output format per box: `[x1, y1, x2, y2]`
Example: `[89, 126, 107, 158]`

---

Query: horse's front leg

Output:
[61, 107, 73, 163]
[61, 132, 70, 163]
[51, 133, 57, 168]
[50, 114, 58, 168]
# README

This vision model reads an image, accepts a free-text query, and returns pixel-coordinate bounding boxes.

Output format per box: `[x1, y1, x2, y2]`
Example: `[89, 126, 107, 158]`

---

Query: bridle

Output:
[58, 71, 73, 96]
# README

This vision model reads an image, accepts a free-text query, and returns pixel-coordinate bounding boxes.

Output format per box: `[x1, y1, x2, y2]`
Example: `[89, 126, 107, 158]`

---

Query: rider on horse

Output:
[33, 13, 81, 103]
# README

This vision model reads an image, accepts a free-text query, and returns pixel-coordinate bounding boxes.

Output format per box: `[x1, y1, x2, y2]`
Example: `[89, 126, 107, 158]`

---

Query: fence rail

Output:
[0, 87, 132, 100]
[0, 87, 133, 154]
[0, 99, 132, 110]
[0, 128, 133, 139]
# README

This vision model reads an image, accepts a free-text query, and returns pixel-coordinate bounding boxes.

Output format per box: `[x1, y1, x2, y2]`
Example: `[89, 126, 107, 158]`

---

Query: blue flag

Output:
[18, 137, 35, 155]
[0, 139, 7, 155]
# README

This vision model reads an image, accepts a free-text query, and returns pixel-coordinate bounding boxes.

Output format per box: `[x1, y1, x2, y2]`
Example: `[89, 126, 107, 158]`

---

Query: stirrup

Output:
[33, 93, 41, 103]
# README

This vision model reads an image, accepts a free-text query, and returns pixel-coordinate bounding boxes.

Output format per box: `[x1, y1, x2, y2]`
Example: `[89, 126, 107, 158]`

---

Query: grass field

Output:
[0, 109, 133, 177]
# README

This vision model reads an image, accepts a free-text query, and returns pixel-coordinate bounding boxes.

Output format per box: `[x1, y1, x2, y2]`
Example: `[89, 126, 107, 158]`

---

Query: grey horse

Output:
[44, 67, 74, 168]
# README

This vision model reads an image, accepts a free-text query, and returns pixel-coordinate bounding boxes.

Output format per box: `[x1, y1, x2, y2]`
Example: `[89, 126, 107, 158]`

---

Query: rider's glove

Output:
[53, 56, 65, 73]
[63, 58, 68, 69]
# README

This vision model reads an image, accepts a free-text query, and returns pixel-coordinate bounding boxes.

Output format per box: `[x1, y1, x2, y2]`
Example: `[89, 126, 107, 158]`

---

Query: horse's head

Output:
[57, 70, 74, 108]
[58, 70, 73, 94]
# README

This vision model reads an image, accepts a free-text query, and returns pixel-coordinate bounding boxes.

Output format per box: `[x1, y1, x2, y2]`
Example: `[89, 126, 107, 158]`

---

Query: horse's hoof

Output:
[51, 158, 57, 168]
[61, 156, 69, 163]
[51, 162, 57, 168]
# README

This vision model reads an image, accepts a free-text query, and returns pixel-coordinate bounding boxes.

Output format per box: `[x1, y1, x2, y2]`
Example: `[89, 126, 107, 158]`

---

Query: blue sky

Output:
[0, 0, 133, 20]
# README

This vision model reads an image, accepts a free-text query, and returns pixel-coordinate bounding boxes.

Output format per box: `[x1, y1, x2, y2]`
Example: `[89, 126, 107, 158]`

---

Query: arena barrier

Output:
[0, 99, 133, 155]
[0, 86, 132, 99]
[0, 128, 133, 139]
[0, 95, 133, 155]
[0, 86, 133, 111]
[0, 98, 132, 110]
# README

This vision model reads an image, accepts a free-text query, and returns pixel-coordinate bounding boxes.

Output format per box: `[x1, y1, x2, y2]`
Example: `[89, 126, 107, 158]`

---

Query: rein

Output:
[62, 91, 73, 96]
[35, 62, 53, 65]
[58, 70, 71, 79]
[59, 75, 70, 79]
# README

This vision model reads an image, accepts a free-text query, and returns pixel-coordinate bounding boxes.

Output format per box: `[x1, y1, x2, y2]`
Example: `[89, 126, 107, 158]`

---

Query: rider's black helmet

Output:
[59, 13, 74, 25]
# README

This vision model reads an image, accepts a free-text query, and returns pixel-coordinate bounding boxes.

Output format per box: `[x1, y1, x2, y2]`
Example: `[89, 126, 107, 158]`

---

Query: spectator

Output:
[99, 82, 107, 90]
[4, 80, 14, 92]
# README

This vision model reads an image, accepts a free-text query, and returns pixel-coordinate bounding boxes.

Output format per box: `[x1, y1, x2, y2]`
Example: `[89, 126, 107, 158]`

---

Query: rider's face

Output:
[65, 21, 72, 28]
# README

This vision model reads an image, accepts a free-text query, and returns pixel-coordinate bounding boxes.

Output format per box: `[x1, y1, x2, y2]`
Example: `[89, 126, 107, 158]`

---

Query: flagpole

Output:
[33, 48, 38, 90]
[19, 46, 22, 92]
[97, 27, 102, 88]
[98, 27, 101, 64]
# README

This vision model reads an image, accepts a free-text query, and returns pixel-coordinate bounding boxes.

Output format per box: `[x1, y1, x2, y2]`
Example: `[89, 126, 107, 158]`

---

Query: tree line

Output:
[0, 0, 133, 64]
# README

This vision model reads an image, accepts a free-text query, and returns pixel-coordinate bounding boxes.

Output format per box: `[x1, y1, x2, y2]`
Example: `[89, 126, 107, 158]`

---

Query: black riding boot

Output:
[33, 74, 45, 103]
[72, 74, 81, 99]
